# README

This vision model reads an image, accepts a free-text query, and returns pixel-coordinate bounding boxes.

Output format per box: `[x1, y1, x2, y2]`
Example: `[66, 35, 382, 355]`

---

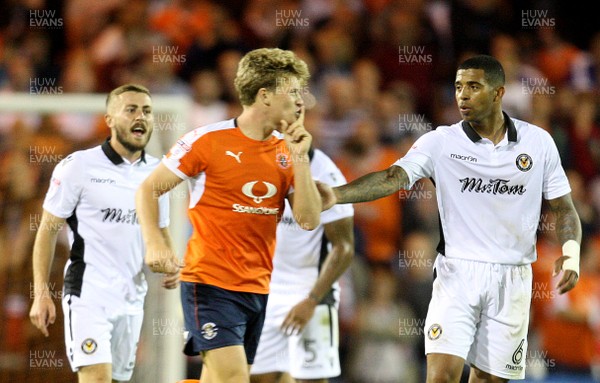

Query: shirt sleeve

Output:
[42, 153, 84, 218]
[393, 129, 442, 188]
[162, 128, 210, 180]
[542, 130, 571, 200]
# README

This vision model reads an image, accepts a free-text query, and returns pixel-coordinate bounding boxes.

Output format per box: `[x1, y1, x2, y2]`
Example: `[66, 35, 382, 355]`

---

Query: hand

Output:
[280, 106, 311, 158]
[280, 298, 317, 336]
[316, 181, 337, 211]
[30, 295, 56, 337]
[553, 255, 579, 294]
[161, 270, 180, 289]
[145, 243, 184, 274]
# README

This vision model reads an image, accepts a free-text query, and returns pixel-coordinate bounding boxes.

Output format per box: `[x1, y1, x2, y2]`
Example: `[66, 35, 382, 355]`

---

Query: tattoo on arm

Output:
[547, 194, 582, 244]
[336, 166, 410, 204]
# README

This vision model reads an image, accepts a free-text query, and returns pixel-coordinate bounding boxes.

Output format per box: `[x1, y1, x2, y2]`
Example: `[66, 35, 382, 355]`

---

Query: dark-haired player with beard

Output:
[320, 55, 581, 382]
[30, 84, 177, 383]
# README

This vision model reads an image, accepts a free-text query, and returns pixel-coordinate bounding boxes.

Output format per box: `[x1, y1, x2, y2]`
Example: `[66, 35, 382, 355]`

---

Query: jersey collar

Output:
[461, 112, 517, 143]
[101, 138, 146, 165]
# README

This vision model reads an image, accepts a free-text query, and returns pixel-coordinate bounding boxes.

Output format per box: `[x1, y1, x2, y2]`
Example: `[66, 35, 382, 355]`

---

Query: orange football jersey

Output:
[163, 119, 294, 293]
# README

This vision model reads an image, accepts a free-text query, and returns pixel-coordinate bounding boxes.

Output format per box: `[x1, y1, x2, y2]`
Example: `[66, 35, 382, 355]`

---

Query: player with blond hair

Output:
[136, 48, 322, 382]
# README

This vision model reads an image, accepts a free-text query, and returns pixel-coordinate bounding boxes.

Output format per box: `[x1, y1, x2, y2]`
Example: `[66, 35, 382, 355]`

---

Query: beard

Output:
[115, 126, 150, 153]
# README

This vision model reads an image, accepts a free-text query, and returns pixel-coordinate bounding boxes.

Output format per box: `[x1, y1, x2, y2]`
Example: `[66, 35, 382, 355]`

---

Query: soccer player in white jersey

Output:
[29, 84, 177, 383]
[320, 55, 582, 382]
[250, 147, 354, 383]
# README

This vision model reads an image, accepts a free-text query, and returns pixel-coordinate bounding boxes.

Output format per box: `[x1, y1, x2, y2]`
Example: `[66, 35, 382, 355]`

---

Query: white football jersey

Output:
[43, 140, 169, 309]
[395, 113, 570, 265]
[269, 149, 354, 302]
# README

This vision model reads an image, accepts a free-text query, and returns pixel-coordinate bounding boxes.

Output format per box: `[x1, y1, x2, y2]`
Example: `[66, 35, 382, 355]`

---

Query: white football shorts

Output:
[251, 293, 341, 380]
[62, 293, 144, 381]
[424, 255, 533, 380]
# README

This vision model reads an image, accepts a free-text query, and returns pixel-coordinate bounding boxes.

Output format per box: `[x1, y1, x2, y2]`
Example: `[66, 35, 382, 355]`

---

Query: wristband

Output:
[561, 239, 580, 276]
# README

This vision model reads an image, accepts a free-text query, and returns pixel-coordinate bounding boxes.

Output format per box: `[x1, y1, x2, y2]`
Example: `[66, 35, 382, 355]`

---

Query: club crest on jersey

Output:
[81, 338, 97, 354]
[201, 322, 218, 340]
[276, 152, 290, 169]
[176, 139, 192, 153]
[515, 153, 533, 172]
[427, 324, 442, 340]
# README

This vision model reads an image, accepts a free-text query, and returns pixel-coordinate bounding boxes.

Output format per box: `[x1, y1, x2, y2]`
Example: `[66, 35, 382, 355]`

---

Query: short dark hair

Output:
[106, 84, 151, 107]
[457, 55, 505, 88]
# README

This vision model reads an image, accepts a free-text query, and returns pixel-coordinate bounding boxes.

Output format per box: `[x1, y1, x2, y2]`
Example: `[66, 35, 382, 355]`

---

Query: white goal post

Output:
[0, 92, 192, 383]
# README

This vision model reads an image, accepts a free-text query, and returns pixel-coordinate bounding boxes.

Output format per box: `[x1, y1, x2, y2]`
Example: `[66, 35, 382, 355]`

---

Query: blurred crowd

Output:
[1, 0, 600, 382]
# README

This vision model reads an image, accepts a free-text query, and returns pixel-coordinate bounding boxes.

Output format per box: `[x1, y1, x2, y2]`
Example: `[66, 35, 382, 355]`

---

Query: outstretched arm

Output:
[546, 193, 582, 294]
[321, 165, 410, 210]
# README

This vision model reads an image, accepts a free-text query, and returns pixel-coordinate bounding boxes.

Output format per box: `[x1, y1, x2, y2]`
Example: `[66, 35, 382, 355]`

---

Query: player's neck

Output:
[470, 112, 506, 145]
[110, 139, 142, 163]
[237, 107, 276, 141]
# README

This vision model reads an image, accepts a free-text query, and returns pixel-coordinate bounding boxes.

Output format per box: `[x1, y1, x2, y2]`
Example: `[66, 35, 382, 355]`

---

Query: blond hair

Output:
[106, 84, 151, 108]
[234, 48, 310, 106]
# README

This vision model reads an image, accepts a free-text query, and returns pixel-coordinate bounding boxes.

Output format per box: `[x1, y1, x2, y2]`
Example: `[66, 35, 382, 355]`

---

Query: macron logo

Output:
[450, 153, 477, 163]
[226, 151, 243, 163]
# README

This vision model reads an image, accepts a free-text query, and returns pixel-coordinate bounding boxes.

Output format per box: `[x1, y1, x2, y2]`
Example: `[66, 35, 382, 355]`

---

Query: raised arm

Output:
[546, 193, 582, 294]
[136, 162, 184, 274]
[283, 108, 321, 230]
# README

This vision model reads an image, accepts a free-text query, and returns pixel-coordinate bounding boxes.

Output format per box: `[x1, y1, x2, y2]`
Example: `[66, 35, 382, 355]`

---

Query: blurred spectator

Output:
[65, 0, 122, 48]
[347, 264, 419, 383]
[368, 1, 438, 115]
[350, 58, 381, 115]
[314, 75, 364, 158]
[0, 120, 40, 272]
[311, 18, 356, 80]
[179, 2, 246, 82]
[535, 28, 583, 88]
[491, 33, 545, 121]
[216, 49, 244, 104]
[450, 0, 515, 56]
[376, 81, 432, 145]
[242, 0, 297, 48]
[335, 118, 402, 266]
[150, 0, 217, 53]
[565, 92, 600, 185]
[89, 0, 156, 91]
[1, 50, 35, 92]
[567, 169, 600, 239]
[570, 31, 600, 93]
[53, 47, 103, 143]
[188, 69, 228, 129]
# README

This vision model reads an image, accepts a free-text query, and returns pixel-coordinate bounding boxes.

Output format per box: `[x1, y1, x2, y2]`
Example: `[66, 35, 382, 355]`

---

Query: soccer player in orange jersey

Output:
[136, 48, 322, 382]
